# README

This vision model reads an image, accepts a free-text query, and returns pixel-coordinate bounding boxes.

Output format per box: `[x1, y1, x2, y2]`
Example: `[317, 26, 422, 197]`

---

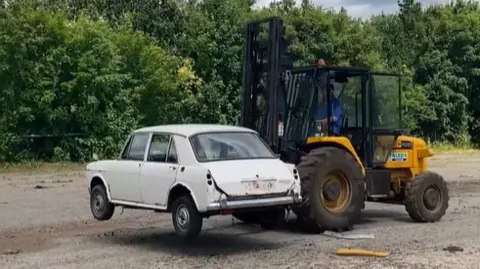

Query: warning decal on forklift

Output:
[388, 152, 408, 162]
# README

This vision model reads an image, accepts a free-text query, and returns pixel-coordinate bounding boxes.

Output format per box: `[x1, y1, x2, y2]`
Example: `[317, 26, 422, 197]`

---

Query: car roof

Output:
[132, 124, 257, 137]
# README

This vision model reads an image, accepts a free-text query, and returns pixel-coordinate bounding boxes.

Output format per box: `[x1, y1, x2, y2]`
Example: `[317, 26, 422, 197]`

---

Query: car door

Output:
[140, 133, 180, 207]
[109, 132, 150, 202]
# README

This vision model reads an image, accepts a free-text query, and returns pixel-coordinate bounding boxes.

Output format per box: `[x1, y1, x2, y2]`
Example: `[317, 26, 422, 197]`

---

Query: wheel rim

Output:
[320, 171, 352, 213]
[176, 205, 190, 231]
[423, 185, 443, 212]
[92, 192, 105, 215]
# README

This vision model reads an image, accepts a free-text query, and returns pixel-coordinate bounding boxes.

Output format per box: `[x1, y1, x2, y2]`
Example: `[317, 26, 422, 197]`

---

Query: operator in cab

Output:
[314, 84, 343, 136]
[312, 58, 343, 136]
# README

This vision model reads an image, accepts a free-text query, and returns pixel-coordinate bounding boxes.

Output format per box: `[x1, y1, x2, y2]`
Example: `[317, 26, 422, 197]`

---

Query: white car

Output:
[86, 124, 302, 238]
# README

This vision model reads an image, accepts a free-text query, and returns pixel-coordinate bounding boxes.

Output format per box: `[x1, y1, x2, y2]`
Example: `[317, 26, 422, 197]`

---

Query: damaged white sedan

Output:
[86, 124, 302, 238]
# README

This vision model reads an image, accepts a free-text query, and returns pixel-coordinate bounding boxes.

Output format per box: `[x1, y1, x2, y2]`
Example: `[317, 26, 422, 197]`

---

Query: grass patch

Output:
[430, 142, 480, 155]
[0, 162, 86, 173]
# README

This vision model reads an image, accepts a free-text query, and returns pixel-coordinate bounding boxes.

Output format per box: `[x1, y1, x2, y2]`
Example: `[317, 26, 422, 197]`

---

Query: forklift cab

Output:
[240, 16, 405, 170]
[286, 66, 404, 168]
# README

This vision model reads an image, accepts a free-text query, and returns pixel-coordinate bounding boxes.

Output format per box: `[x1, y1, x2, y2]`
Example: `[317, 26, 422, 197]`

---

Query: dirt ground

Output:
[1, 153, 480, 269]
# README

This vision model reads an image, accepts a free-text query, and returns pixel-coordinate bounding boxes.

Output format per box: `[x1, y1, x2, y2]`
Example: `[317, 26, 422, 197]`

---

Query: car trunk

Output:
[200, 159, 295, 197]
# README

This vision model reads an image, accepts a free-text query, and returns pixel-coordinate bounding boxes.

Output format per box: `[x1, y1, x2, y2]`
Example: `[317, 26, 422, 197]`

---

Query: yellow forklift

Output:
[237, 17, 449, 232]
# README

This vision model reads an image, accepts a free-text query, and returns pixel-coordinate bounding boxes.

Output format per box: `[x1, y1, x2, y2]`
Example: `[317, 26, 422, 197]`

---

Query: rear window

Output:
[190, 132, 276, 162]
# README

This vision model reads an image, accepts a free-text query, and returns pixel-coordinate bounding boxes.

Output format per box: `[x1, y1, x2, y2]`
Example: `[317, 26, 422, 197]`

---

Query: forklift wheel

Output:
[404, 171, 449, 222]
[293, 146, 364, 232]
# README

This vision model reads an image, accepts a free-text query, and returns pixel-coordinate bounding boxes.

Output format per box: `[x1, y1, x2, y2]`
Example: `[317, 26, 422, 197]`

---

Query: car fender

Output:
[89, 172, 113, 202]
[167, 182, 203, 212]
[171, 165, 212, 212]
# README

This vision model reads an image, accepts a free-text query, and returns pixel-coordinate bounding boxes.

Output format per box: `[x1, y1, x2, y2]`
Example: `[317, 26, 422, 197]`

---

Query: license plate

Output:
[388, 152, 408, 162]
[244, 180, 275, 192]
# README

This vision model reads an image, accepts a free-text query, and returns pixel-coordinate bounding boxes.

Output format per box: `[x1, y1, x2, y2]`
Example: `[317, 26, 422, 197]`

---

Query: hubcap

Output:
[176, 205, 190, 230]
[93, 193, 105, 214]
[423, 186, 442, 211]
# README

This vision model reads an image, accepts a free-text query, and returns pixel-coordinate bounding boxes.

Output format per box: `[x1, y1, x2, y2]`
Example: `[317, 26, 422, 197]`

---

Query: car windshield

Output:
[190, 132, 276, 162]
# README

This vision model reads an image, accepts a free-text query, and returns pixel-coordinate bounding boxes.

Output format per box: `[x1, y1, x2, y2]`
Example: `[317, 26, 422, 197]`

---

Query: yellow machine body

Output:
[305, 135, 433, 188]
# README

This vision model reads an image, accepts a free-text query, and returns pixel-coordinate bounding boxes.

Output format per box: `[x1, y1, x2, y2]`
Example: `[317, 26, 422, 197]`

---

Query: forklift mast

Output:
[240, 17, 292, 153]
[240, 17, 321, 156]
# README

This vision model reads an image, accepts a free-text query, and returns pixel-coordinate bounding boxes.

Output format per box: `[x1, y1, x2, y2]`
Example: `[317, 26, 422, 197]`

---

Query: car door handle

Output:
[169, 166, 177, 171]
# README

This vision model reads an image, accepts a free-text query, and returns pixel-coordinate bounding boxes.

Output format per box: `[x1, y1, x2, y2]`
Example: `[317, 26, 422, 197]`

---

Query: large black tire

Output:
[296, 216, 326, 234]
[404, 171, 449, 222]
[90, 184, 115, 221]
[293, 147, 365, 232]
[171, 195, 203, 239]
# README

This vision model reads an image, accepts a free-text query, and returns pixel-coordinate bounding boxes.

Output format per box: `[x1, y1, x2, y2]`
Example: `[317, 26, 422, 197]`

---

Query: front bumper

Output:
[207, 188, 302, 211]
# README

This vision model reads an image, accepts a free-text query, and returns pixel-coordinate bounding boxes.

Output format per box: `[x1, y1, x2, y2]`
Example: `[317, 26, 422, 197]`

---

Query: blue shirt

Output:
[313, 98, 343, 135]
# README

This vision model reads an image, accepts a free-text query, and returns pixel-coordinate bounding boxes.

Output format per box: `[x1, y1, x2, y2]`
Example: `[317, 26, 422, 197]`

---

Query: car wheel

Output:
[258, 208, 286, 230]
[233, 208, 286, 230]
[232, 212, 260, 224]
[171, 195, 203, 239]
[90, 184, 115, 221]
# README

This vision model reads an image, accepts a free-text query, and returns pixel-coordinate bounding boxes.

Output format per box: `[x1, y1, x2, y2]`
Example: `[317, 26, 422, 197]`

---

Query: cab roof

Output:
[133, 124, 256, 137]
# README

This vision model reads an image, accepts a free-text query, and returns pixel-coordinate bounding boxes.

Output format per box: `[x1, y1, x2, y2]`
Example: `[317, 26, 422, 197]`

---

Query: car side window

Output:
[148, 134, 170, 162]
[126, 133, 150, 161]
[120, 135, 133, 159]
[166, 139, 178, 163]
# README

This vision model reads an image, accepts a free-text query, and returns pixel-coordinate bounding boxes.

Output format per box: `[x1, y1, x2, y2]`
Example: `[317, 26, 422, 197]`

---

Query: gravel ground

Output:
[1, 153, 480, 269]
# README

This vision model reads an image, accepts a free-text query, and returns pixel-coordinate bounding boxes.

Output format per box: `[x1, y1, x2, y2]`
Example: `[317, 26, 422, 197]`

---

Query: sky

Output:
[254, 0, 458, 19]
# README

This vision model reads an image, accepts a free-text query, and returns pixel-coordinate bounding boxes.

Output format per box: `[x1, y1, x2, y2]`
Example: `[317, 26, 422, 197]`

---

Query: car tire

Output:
[293, 146, 364, 232]
[233, 208, 286, 230]
[258, 208, 286, 230]
[404, 171, 449, 222]
[90, 184, 115, 221]
[232, 212, 259, 224]
[171, 195, 203, 239]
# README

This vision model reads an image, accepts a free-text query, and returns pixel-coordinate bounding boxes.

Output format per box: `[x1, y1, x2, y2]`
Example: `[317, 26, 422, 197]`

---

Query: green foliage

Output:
[0, 3, 206, 161]
[2, 0, 480, 162]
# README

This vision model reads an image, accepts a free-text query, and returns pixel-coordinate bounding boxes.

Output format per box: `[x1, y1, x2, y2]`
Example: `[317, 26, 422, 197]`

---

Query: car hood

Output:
[199, 158, 296, 197]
